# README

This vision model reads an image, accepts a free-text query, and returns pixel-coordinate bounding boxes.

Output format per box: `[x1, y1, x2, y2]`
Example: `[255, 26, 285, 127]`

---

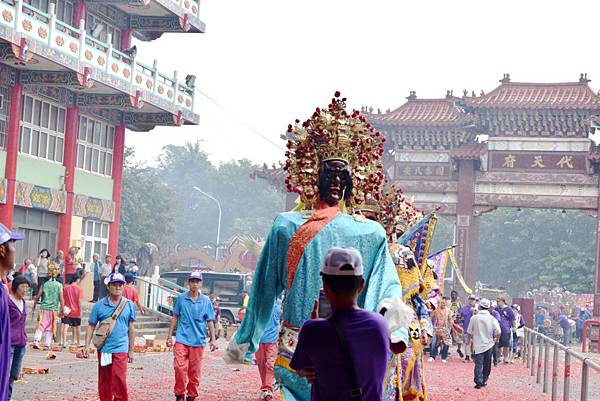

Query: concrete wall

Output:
[74, 169, 113, 200]
[16, 155, 65, 189]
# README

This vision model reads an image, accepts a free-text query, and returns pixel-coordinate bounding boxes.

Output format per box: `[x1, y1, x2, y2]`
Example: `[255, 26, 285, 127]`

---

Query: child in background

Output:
[256, 297, 282, 401]
[32, 262, 64, 349]
[61, 273, 84, 346]
[123, 273, 146, 315]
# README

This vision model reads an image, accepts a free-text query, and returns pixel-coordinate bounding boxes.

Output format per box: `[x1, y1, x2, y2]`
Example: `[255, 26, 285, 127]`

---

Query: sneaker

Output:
[260, 391, 274, 401]
[457, 349, 464, 358]
[474, 384, 483, 389]
[175, 395, 184, 401]
[441, 359, 447, 363]
[464, 356, 470, 362]
[428, 357, 435, 362]
[186, 397, 195, 401]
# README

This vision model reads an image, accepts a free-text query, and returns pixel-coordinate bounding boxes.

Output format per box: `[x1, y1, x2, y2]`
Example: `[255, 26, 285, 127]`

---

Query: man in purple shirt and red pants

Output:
[0, 223, 25, 401]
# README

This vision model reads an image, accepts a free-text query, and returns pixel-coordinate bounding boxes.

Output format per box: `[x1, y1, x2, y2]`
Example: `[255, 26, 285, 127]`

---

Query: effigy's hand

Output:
[298, 366, 316, 384]
[390, 341, 407, 354]
[311, 300, 319, 320]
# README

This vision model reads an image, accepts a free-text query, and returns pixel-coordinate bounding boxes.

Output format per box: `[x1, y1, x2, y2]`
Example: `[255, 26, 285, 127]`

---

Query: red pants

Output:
[256, 343, 277, 392]
[174, 342, 205, 397]
[97, 352, 128, 401]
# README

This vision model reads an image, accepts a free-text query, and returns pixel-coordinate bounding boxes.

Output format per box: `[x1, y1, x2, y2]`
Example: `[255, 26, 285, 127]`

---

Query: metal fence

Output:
[523, 327, 600, 401]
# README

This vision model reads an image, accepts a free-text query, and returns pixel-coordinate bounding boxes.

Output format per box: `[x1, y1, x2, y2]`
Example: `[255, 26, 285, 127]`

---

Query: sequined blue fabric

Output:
[234, 211, 406, 401]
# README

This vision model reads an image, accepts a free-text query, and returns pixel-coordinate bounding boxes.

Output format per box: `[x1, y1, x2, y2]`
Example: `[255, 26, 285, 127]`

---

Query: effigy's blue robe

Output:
[229, 211, 407, 401]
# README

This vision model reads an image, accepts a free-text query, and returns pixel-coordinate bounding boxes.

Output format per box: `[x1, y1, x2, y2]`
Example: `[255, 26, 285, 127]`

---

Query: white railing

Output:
[0, 0, 195, 112]
[137, 276, 184, 316]
[167, 0, 201, 20]
[523, 327, 600, 401]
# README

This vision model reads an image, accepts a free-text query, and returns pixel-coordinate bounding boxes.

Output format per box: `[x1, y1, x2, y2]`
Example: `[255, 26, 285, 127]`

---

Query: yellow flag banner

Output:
[448, 248, 473, 294]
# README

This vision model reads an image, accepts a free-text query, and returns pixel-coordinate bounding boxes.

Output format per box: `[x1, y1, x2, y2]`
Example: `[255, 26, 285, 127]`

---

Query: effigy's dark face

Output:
[318, 160, 353, 207]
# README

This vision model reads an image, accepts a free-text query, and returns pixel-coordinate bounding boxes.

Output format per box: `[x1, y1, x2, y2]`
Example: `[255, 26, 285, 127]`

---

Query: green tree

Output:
[118, 147, 177, 256]
[156, 141, 284, 254]
[477, 208, 595, 295]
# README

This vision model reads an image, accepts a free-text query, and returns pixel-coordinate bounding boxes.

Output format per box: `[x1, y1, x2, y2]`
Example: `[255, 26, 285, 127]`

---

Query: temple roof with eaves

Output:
[367, 95, 476, 129]
[461, 75, 600, 111]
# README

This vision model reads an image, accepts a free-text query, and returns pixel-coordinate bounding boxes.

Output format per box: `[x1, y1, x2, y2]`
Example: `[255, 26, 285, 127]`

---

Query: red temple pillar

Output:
[120, 28, 133, 52]
[454, 158, 478, 289]
[72, 1, 86, 29]
[57, 107, 79, 253]
[0, 82, 23, 228]
[108, 124, 125, 257]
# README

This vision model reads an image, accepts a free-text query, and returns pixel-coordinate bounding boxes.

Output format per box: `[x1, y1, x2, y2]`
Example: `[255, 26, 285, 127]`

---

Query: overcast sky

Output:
[126, 0, 598, 166]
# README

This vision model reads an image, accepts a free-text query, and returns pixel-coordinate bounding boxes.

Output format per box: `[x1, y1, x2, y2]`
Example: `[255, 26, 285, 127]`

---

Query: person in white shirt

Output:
[99, 254, 113, 299]
[467, 298, 501, 389]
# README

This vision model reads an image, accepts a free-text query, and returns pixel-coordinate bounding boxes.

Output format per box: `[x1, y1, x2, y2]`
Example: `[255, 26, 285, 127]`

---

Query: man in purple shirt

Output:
[557, 306, 571, 346]
[459, 294, 477, 361]
[290, 247, 391, 401]
[0, 223, 24, 401]
[496, 297, 515, 364]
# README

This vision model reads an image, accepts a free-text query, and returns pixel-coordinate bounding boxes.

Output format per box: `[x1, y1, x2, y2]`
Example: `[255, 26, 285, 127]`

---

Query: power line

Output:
[194, 87, 286, 151]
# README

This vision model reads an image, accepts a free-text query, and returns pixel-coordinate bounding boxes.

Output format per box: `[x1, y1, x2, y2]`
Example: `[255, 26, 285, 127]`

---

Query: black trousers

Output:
[92, 280, 101, 301]
[474, 346, 494, 386]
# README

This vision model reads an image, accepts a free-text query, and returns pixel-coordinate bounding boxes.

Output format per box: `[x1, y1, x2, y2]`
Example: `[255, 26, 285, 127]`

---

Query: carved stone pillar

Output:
[455, 158, 478, 289]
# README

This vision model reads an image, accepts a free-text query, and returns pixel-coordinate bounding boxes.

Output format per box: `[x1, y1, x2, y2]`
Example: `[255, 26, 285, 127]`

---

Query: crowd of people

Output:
[428, 292, 527, 369]
[534, 303, 593, 346]
[0, 93, 598, 401]
[0, 223, 150, 401]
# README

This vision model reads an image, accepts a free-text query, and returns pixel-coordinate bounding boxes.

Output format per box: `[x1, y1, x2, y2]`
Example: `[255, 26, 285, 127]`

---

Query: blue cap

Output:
[188, 271, 203, 281]
[0, 223, 24, 244]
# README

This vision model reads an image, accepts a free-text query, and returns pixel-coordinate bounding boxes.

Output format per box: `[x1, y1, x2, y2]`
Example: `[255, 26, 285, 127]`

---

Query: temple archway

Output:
[368, 74, 600, 316]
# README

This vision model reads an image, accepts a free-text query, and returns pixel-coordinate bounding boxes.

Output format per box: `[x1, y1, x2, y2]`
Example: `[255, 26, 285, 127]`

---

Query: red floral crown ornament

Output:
[377, 185, 424, 239]
[283, 92, 386, 210]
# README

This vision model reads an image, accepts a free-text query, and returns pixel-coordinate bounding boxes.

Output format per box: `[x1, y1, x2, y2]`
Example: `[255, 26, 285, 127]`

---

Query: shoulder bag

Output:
[328, 314, 363, 401]
[92, 297, 127, 349]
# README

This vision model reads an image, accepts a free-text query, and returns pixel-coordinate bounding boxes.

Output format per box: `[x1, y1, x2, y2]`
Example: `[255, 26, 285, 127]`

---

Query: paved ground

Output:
[10, 341, 600, 401]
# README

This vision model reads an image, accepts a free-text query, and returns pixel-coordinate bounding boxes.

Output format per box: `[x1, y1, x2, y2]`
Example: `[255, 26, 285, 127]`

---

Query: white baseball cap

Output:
[479, 298, 491, 309]
[321, 247, 363, 276]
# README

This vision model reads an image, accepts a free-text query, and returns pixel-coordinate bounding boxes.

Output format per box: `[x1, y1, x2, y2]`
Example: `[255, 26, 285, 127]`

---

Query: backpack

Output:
[92, 297, 127, 349]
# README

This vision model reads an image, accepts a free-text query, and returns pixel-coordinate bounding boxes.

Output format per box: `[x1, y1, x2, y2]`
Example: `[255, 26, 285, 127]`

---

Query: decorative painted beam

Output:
[130, 15, 199, 32]
[76, 93, 131, 108]
[20, 70, 80, 86]
[123, 111, 178, 125]
[0, 63, 17, 86]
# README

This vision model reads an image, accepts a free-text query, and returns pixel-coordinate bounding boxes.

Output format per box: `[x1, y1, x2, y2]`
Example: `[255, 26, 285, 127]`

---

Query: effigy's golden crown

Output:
[283, 92, 386, 210]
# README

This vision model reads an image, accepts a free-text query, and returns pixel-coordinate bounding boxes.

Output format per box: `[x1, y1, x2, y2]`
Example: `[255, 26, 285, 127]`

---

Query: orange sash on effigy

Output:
[286, 201, 340, 289]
